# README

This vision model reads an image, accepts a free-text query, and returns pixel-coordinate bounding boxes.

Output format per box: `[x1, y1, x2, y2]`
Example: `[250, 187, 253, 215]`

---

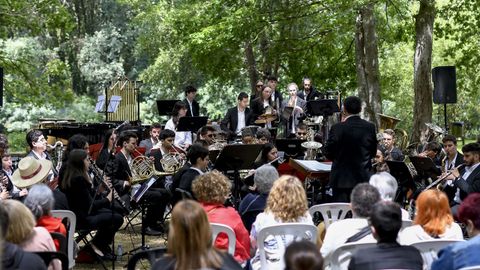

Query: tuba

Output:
[301, 127, 322, 160]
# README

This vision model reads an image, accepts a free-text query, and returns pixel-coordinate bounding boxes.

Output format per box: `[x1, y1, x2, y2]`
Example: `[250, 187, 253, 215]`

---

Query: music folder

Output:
[409, 156, 441, 179]
[214, 144, 263, 171]
[385, 160, 414, 186]
[177, 116, 208, 133]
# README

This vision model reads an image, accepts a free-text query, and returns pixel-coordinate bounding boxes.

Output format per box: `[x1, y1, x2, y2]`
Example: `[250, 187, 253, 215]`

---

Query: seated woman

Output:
[250, 175, 314, 270]
[164, 101, 192, 151]
[399, 189, 463, 267]
[95, 129, 117, 170]
[253, 143, 279, 169]
[192, 170, 250, 265]
[60, 149, 123, 261]
[3, 199, 60, 270]
[152, 200, 242, 270]
[24, 184, 67, 251]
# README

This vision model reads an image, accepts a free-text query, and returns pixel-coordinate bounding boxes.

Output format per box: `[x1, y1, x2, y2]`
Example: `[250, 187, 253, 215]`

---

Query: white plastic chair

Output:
[329, 242, 377, 270]
[308, 203, 351, 229]
[210, 223, 236, 255]
[51, 210, 76, 269]
[459, 266, 480, 270]
[410, 239, 465, 270]
[401, 219, 413, 229]
[257, 223, 317, 270]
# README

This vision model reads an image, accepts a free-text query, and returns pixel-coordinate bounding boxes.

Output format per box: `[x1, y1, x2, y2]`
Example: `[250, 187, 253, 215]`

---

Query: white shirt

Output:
[445, 152, 458, 171]
[454, 162, 480, 203]
[236, 108, 246, 134]
[186, 99, 194, 116]
[165, 118, 193, 148]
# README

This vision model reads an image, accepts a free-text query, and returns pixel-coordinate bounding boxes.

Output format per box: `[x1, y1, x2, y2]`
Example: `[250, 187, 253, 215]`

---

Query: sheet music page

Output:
[294, 160, 331, 172]
[95, 95, 105, 112]
[107, 95, 122, 113]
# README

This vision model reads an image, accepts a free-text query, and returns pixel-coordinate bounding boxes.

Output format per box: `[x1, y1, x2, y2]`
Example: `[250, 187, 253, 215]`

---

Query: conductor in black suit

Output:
[324, 96, 377, 202]
[220, 92, 253, 141]
[183, 85, 200, 117]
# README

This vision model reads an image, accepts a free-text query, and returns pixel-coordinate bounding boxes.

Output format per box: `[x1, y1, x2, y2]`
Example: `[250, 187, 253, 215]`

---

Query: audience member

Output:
[24, 184, 66, 251]
[238, 164, 279, 232]
[348, 201, 423, 270]
[369, 172, 409, 220]
[0, 201, 47, 270]
[432, 193, 480, 269]
[192, 170, 250, 264]
[321, 183, 380, 262]
[284, 240, 323, 270]
[250, 175, 313, 270]
[2, 199, 59, 270]
[152, 200, 242, 270]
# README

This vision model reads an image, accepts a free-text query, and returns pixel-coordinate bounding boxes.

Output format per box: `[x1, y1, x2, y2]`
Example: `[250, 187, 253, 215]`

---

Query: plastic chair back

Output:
[257, 223, 317, 270]
[410, 239, 465, 269]
[211, 223, 236, 255]
[329, 242, 377, 270]
[308, 203, 351, 229]
[51, 210, 76, 269]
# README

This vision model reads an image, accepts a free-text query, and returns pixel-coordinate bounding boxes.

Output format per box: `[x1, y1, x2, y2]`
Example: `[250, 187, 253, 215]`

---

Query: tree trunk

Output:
[244, 41, 258, 95]
[354, 4, 382, 127]
[411, 0, 435, 143]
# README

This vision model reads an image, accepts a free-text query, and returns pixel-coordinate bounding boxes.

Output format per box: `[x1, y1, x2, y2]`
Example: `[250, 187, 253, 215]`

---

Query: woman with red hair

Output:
[399, 189, 463, 268]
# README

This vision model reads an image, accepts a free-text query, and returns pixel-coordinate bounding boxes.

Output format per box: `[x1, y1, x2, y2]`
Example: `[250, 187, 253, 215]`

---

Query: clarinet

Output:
[88, 157, 129, 212]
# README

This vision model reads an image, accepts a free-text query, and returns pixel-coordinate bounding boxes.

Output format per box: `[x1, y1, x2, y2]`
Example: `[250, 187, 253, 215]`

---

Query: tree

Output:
[411, 0, 435, 143]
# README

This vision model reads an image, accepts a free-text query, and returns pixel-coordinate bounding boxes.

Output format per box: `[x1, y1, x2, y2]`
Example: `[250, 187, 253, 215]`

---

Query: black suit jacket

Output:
[348, 242, 423, 270]
[183, 98, 200, 117]
[220, 106, 254, 140]
[178, 168, 201, 196]
[454, 163, 480, 200]
[324, 116, 377, 189]
[106, 152, 132, 195]
[298, 88, 323, 101]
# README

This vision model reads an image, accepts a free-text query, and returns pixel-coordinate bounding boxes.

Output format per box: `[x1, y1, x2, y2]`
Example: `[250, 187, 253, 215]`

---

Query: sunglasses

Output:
[256, 85, 263, 87]
[297, 132, 307, 136]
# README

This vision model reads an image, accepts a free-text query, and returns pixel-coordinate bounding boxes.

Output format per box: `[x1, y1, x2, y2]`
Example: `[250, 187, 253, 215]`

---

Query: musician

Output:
[197, 125, 216, 146]
[150, 129, 177, 172]
[183, 85, 200, 117]
[26, 130, 56, 180]
[256, 128, 272, 144]
[1, 151, 28, 201]
[165, 101, 192, 150]
[442, 134, 464, 171]
[96, 129, 117, 170]
[324, 96, 377, 202]
[250, 86, 275, 127]
[241, 129, 256, 144]
[220, 92, 253, 141]
[174, 144, 209, 201]
[139, 122, 162, 156]
[60, 149, 123, 260]
[373, 145, 390, 173]
[266, 76, 283, 112]
[249, 80, 264, 107]
[383, 129, 404, 161]
[253, 143, 279, 169]
[444, 142, 480, 213]
[108, 131, 169, 235]
[297, 77, 322, 102]
[282, 83, 306, 138]
[295, 123, 308, 140]
[418, 141, 443, 167]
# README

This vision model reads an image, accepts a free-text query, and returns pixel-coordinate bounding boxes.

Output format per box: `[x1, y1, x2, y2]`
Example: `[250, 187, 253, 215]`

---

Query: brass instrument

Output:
[130, 149, 175, 184]
[88, 157, 129, 212]
[424, 164, 464, 190]
[47, 141, 64, 173]
[159, 146, 186, 174]
[301, 127, 322, 160]
[0, 171, 10, 198]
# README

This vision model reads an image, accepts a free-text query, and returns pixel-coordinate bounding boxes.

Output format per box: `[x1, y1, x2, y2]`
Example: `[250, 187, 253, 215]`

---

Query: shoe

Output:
[101, 252, 115, 261]
[144, 226, 163, 236]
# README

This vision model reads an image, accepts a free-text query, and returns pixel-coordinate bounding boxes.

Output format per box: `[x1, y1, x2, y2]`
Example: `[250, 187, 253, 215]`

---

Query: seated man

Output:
[255, 128, 271, 144]
[220, 92, 253, 141]
[139, 122, 161, 156]
[321, 183, 381, 263]
[348, 201, 423, 270]
[383, 129, 404, 161]
[196, 125, 216, 146]
[174, 143, 209, 201]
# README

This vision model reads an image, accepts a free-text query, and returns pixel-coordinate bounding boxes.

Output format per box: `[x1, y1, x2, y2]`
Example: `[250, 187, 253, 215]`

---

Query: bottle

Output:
[116, 244, 124, 261]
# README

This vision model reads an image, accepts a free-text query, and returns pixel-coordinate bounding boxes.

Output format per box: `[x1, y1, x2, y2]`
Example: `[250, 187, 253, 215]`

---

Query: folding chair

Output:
[257, 223, 317, 270]
[50, 232, 67, 255]
[211, 223, 236, 255]
[308, 203, 351, 229]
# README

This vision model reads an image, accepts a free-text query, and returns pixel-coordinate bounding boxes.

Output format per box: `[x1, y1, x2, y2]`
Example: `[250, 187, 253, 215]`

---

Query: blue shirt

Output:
[432, 235, 480, 270]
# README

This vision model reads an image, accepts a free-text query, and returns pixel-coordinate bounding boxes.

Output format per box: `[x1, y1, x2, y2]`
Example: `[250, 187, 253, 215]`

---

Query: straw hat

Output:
[11, 157, 52, 188]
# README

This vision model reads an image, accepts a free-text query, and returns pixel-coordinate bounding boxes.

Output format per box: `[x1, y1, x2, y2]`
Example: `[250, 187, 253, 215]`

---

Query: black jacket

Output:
[454, 164, 480, 200]
[348, 242, 423, 270]
[183, 98, 200, 117]
[324, 115, 377, 189]
[220, 106, 254, 140]
[2, 242, 47, 270]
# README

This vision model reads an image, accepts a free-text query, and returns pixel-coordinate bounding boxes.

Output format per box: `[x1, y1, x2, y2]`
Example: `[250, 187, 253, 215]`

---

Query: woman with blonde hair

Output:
[192, 170, 250, 265]
[250, 175, 313, 270]
[399, 189, 463, 267]
[152, 200, 242, 270]
[2, 199, 60, 270]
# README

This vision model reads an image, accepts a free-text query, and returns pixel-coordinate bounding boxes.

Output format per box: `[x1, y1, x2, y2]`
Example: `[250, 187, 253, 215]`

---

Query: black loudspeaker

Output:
[0, 67, 3, 107]
[432, 66, 457, 104]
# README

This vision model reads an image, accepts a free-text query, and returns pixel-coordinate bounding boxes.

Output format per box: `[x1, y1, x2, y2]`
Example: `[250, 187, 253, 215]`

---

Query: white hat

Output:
[11, 157, 52, 188]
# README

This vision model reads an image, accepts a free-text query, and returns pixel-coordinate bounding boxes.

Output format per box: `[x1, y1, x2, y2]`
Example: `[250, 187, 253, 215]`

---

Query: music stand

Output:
[307, 99, 340, 117]
[156, 100, 181, 116]
[275, 139, 306, 159]
[214, 144, 263, 207]
[177, 116, 208, 133]
[409, 156, 441, 180]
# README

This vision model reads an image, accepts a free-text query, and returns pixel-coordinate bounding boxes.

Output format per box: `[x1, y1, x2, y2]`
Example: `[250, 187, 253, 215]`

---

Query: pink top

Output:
[20, 226, 61, 270]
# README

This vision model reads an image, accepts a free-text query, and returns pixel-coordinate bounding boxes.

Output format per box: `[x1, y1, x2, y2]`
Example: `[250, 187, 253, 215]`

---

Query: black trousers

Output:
[141, 188, 171, 227]
[83, 208, 124, 251]
[331, 187, 353, 202]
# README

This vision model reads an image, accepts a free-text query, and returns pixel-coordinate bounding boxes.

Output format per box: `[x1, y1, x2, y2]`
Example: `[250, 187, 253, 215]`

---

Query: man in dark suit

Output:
[324, 96, 377, 202]
[183, 85, 200, 117]
[444, 142, 480, 215]
[441, 134, 464, 202]
[266, 76, 283, 113]
[220, 92, 253, 141]
[348, 201, 423, 270]
[175, 144, 209, 203]
[297, 77, 323, 102]
[139, 122, 162, 156]
[108, 131, 170, 235]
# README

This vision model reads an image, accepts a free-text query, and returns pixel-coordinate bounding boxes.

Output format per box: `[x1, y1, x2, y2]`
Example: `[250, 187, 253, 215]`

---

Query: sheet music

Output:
[95, 95, 105, 112]
[107, 95, 122, 113]
[293, 160, 331, 172]
[132, 177, 157, 203]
